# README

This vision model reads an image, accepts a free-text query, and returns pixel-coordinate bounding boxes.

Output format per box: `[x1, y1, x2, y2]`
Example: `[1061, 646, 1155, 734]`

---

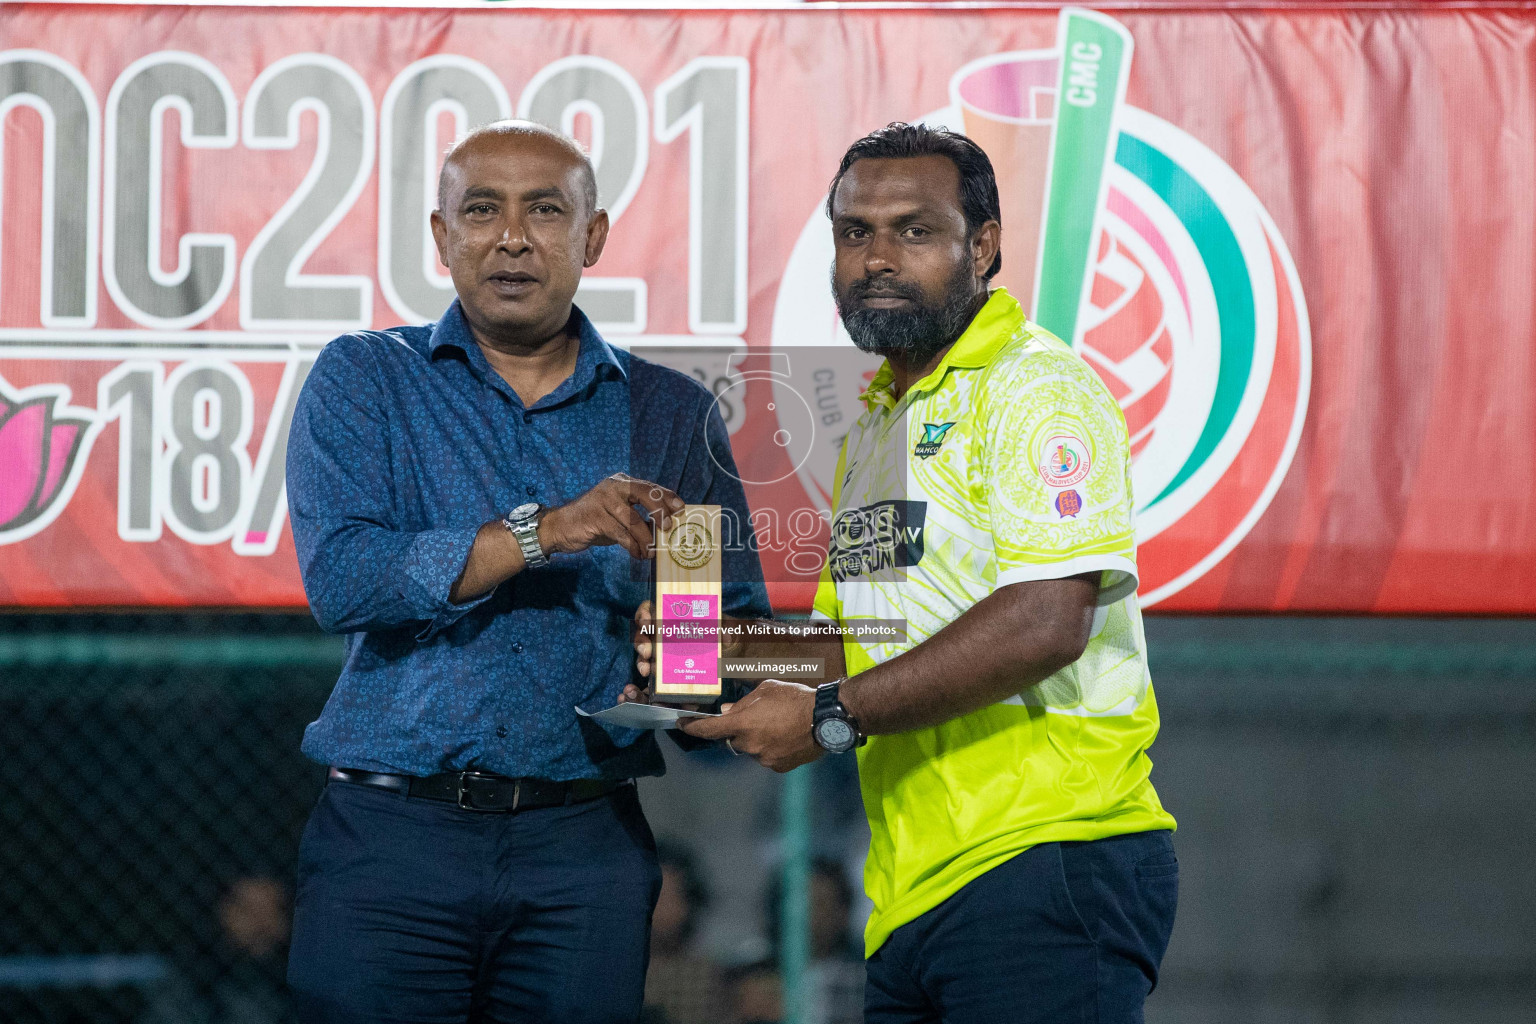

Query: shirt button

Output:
[496, 725, 508, 738]
[511, 641, 525, 654]
[522, 412, 533, 424]
[526, 485, 536, 496]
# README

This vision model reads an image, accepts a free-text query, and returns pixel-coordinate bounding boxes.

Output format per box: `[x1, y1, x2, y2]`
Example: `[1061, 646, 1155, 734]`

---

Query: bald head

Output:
[429, 117, 611, 349]
[437, 120, 599, 215]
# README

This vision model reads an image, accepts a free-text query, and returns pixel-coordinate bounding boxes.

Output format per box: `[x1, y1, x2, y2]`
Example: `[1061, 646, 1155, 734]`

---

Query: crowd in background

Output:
[644, 847, 863, 1024]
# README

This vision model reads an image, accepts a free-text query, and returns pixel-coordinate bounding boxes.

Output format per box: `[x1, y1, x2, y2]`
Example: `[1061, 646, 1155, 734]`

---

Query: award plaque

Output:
[653, 504, 723, 703]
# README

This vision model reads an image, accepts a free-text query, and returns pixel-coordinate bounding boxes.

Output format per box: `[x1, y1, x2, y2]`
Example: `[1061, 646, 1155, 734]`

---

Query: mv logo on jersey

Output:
[829, 500, 927, 583]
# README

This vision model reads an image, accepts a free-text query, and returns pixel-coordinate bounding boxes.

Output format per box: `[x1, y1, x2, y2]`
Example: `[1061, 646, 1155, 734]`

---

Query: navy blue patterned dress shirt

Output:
[287, 300, 770, 781]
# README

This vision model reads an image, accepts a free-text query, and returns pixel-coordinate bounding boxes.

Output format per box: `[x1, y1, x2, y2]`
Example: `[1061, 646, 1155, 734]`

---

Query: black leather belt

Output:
[328, 767, 626, 813]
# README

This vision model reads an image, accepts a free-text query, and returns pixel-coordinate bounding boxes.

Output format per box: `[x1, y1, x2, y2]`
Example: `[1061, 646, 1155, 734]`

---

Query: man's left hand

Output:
[678, 679, 823, 773]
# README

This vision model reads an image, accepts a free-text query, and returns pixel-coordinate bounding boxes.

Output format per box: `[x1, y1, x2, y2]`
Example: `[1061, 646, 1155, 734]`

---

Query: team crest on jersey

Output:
[1055, 490, 1083, 518]
[913, 422, 955, 460]
[829, 500, 927, 582]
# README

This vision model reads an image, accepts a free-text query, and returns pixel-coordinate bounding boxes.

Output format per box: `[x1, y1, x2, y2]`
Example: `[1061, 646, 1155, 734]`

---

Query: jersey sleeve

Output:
[981, 354, 1139, 606]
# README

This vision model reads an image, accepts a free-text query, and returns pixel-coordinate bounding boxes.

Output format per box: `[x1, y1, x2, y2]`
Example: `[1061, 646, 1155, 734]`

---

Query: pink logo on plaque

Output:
[660, 593, 719, 688]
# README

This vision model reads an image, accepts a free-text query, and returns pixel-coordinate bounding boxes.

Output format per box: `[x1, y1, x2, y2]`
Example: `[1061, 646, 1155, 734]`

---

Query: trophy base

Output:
[651, 685, 722, 705]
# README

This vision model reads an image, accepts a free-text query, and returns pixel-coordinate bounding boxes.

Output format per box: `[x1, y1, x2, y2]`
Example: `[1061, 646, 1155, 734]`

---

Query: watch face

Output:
[509, 502, 540, 522]
[815, 717, 856, 752]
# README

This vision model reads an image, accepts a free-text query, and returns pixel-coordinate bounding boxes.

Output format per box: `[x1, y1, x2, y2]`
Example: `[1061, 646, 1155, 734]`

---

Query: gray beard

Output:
[835, 264, 980, 367]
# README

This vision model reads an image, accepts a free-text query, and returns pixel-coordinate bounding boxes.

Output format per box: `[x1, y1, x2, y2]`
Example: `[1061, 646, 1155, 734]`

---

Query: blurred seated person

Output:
[643, 843, 727, 1024]
[766, 858, 864, 1024]
[724, 959, 782, 1024]
[140, 874, 294, 1024]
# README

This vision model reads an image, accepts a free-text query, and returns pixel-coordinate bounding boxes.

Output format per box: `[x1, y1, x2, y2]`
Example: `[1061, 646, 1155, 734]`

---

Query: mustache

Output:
[842, 277, 925, 305]
[832, 256, 980, 363]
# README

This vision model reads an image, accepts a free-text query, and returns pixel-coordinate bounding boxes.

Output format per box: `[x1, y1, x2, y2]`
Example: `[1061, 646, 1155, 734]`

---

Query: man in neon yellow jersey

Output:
[638, 122, 1177, 1022]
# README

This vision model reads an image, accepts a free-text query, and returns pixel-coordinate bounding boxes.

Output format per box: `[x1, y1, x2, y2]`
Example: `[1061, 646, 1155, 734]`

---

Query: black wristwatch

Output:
[812, 678, 864, 754]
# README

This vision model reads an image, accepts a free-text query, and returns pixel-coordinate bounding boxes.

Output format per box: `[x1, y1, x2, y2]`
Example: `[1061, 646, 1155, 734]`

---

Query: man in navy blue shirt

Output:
[284, 121, 769, 1024]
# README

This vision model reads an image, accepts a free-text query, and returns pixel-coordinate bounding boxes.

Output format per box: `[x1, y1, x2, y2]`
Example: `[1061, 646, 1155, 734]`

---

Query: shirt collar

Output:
[859, 287, 1024, 409]
[429, 299, 629, 391]
[567, 303, 629, 384]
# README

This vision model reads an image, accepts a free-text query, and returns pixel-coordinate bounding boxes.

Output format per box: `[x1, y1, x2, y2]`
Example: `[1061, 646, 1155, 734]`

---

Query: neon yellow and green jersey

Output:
[812, 288, 1176, 957]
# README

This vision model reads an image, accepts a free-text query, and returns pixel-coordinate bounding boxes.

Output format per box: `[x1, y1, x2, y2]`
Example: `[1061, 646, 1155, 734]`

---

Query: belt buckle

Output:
[456, 771, 518, 812]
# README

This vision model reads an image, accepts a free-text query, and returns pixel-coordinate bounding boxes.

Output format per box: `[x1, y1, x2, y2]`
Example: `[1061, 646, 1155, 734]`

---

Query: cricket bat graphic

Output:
[1030, 9, 1135, 349]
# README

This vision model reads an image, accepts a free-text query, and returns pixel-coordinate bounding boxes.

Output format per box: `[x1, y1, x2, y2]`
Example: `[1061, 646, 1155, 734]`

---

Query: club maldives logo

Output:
[771, 8, 1311, 605]
[1040, 434, 1092, 489]
[0, 373, 100, 544]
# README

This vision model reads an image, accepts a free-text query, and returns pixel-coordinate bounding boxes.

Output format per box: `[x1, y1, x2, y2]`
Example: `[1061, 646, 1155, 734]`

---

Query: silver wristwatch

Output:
[502, 502, 550, 569]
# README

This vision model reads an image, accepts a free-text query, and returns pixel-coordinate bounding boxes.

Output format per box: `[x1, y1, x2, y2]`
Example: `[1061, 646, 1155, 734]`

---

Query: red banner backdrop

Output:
[1, 2, 1533, 613]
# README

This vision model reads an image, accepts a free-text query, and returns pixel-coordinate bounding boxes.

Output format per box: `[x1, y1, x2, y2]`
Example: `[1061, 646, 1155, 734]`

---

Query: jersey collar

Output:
[858, 287, 1024, 409]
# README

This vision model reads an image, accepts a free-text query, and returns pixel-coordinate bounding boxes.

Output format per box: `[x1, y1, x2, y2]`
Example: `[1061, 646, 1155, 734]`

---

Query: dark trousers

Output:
[865, 830, 1179, 1024]
[287, 778, 661, 1024]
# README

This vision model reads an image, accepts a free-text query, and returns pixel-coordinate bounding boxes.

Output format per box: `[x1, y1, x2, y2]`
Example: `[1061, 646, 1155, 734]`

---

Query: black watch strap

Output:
[813, 678, 845, 721]
[813, 678, 864, 749]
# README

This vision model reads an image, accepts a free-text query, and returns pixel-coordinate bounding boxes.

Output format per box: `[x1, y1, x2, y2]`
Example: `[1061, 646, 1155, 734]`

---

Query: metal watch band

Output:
[503, 505, 550, 569]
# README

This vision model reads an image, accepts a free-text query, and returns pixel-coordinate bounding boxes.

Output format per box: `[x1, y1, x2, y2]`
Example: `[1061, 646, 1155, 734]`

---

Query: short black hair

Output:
[825, 122, 1003, 280]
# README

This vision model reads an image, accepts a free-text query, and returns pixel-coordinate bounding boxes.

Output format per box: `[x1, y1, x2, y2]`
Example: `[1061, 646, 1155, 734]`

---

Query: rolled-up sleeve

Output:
[286, 336, 491, 638]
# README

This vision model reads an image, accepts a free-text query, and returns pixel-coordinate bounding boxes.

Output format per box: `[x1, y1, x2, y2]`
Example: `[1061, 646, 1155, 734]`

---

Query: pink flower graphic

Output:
[0, 380, 96, 539]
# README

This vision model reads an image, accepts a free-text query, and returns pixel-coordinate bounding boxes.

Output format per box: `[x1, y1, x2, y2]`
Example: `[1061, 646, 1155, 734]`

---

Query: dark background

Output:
[1, 614, 1533, 1023]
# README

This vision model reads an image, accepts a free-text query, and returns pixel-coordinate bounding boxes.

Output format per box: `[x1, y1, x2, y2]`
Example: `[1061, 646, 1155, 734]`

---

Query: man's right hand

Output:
[633, 599, 655, 680]
[539, 474, 684, 560]
[619, 599, 654, 705]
